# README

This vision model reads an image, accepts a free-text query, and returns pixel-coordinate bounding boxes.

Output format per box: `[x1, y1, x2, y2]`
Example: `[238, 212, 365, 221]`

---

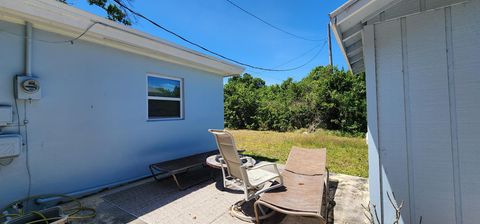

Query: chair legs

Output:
[231, 198, 275, 223]
[254, 200, 262, 224]
[254, 200, 327, 224]
[324, 168, 330, 222]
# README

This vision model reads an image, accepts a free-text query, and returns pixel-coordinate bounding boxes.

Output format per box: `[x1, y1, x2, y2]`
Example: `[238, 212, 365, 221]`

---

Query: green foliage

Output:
[224, 74, 265, 129]
[224, 66, 367, 135]
[58, 0, 132, 25]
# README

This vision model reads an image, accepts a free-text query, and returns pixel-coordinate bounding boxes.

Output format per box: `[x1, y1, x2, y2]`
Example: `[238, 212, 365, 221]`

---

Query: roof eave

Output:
[0, 0, 245, 76]
[329, 0, 398, 74]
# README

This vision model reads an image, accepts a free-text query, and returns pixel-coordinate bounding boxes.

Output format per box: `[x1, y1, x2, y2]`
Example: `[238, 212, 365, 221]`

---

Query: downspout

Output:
[25, 22, 32, 76]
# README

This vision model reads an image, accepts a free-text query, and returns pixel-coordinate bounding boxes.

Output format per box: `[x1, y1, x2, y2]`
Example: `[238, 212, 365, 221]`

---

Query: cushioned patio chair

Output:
[254, 147, 330, 224]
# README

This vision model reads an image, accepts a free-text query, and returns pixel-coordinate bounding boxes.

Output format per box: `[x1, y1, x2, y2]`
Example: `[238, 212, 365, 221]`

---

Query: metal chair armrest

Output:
[246, 162, 282, 182]
[247, 162, 277, 170]
[240, 162, 278, 173]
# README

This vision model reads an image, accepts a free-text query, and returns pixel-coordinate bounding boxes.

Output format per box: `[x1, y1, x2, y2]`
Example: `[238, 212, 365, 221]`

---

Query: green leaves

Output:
[58, 0, 133, 25]
[224, 74, 264, 129]
[87, 0, 132, 25]
[224, 66, 367, 135]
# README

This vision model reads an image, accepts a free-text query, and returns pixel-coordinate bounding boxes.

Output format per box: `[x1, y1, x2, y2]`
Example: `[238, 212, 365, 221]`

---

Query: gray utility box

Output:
[0, 105, 12, 126]
[0, 134, 21, 159]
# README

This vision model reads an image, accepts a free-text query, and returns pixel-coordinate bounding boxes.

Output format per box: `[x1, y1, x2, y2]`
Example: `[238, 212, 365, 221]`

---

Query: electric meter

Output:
[15, 75, 42, 100]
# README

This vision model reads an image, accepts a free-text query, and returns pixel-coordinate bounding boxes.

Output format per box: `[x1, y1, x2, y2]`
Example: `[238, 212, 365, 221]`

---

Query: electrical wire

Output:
[0, 3, 326, 72]
[273, 41, 327, 69]
[0, 7, 324, 72]
[1, 20, 324, 73]
[243, 42, 327, 83]
[47, 22, 100, 44]
[224, 0, 325, 42]
[244, 69, 285, 83]
[0, 22, 100, 45]
[273, 41, 327, 71]
[113, 0, 325, 72]
[14, 99, 21, 135]
[23, 101, 32, 212]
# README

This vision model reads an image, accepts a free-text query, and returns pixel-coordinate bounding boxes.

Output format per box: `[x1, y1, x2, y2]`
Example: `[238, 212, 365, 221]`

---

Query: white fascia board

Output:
[331, 0, 373, 26]
[332, 0, 397, 30]
[0, 0, 245, 76]
[330, 0, 397, 71]
[330, 21, 353, 72]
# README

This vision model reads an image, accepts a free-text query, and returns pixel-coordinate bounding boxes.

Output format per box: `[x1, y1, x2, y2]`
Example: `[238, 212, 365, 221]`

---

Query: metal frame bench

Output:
[149, 150, 217, 190]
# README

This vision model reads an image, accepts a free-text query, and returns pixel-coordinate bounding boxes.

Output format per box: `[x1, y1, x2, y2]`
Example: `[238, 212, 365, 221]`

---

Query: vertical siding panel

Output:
[400, 17, 416, 224]
[451, 1, 480, 222]
[406, 9, 456, 223]
[362, 24, 384, 223]
[444, 6, 462, 224]
[375, 19, 411, 224]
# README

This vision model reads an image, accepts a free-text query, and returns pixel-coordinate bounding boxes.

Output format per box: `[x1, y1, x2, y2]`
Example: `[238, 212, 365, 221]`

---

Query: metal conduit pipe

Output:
[25, 22, 32, 76]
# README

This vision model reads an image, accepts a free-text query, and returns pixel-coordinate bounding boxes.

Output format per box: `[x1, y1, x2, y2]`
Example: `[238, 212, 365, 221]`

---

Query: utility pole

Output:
[327, 23, 333, 71]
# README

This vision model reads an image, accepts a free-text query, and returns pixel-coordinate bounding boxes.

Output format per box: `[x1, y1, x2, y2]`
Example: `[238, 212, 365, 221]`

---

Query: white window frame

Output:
[146, 73, 184, 121]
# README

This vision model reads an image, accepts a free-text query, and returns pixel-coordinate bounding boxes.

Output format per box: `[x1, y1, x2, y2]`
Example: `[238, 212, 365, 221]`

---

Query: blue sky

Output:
[71, 0, 348, 85]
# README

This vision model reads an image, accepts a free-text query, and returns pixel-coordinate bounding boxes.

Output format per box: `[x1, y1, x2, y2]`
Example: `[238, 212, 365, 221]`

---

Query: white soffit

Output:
[330, 0, 398, 74]
[0, 0, 245, 76]
[329, 0, 467, 74]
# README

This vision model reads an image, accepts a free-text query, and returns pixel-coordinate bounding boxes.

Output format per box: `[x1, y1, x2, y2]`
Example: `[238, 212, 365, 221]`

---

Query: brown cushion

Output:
[285, 147, 326, 176]
[259, 170, 325, 213]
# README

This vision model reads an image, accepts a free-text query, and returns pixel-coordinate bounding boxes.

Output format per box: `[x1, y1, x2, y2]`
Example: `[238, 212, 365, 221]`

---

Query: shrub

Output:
[224, 66, 366, 135]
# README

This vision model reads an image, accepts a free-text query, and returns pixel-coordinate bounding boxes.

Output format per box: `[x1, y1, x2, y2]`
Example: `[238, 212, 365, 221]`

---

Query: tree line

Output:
[224, 66, 367, 135]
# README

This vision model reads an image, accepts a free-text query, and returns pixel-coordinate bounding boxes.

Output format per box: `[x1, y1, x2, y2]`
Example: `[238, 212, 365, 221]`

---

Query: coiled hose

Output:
[0, 194, 96, 224]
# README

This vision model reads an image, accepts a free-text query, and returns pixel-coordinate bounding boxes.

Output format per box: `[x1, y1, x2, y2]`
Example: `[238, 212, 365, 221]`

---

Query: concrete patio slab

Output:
[64, 168, 368, 224]
[329, 173, 369, 224]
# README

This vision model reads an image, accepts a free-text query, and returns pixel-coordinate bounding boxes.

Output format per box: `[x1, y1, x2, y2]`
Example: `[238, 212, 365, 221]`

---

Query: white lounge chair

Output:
[208, 129, 283, 202]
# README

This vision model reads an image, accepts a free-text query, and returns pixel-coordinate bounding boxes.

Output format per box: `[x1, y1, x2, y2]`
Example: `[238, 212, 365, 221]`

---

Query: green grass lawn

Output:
[229, 129, 368, 178]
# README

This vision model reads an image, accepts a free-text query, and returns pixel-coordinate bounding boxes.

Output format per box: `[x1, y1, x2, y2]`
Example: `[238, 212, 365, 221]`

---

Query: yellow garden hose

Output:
[0, 194, 96, 224]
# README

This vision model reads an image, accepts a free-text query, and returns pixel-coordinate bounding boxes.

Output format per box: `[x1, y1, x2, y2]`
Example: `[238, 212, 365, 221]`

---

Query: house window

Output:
[147, 74, 183, 120]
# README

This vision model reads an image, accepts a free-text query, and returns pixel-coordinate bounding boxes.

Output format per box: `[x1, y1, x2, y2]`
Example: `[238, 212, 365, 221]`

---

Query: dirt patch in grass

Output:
[229, 129, 368, 178]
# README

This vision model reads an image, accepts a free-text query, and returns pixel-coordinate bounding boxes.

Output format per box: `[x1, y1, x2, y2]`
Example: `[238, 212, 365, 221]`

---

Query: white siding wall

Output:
[363, 24, 382, 219]
[375, 19, 411, 224]
[363, 0, 480, 223]
[405, 9, 456, 223]
[451, 1, 480, 222]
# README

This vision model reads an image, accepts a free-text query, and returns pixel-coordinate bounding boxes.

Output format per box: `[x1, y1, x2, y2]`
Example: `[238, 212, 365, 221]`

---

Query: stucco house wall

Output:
[0, 18, 232, 207]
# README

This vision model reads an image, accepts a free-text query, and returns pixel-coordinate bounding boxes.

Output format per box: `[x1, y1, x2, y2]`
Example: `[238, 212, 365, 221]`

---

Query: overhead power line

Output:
[0, 19, 325, 72]
[274, 41, 327, 70]
[113, 0, 325, 72]
[224, 0, 324, 42]
[273, 42, 326, 69]
[245, 42, 327, 83]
